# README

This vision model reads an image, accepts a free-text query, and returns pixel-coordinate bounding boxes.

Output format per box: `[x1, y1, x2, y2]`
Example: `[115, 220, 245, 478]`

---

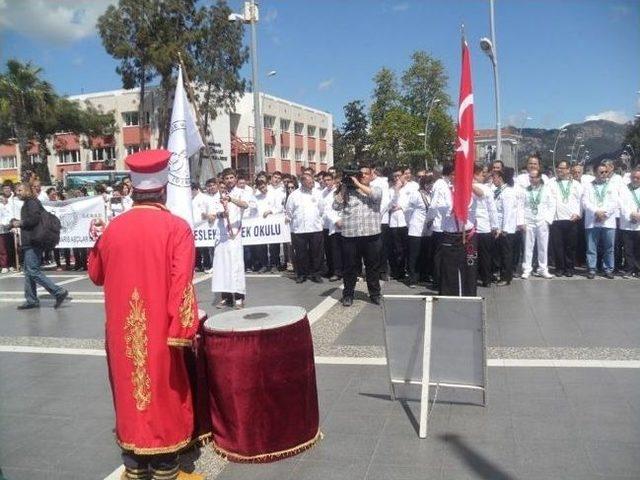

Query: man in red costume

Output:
[89, 149, 204, 480]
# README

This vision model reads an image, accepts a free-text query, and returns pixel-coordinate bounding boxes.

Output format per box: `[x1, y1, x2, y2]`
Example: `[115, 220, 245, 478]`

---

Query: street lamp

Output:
[569, 134, 583, 163]
[574, 143, 585, 163]
[552, 128, 567, 172]
[480, 0, 502, 164]
[421, 98, 441, 169]
[229, 0, 263, 174]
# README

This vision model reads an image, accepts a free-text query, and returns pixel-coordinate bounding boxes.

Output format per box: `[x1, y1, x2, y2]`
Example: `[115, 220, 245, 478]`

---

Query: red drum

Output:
[203, 306, 321, 462]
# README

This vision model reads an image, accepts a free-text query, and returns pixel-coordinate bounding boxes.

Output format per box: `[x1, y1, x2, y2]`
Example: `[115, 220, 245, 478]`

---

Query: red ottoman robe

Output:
[88, 204, 200, 454]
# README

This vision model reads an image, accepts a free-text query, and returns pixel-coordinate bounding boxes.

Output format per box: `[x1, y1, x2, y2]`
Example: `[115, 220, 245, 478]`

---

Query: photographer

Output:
[333, 164, 383, 307]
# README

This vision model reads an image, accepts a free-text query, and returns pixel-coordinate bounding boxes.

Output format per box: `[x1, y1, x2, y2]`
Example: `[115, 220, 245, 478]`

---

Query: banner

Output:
[194, 213, 291, 247]
[42, 196, 107, 248]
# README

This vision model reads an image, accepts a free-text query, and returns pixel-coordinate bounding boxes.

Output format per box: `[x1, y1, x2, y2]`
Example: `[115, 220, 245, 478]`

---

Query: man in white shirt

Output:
[388, 167, 409, 279]
[426, 163, 478, 295]
[520, 170, 555, 279]
[192, 182, 212, 272]
[582, 163, 619, 279]
[371, 167, 391, 281]
[570, 162, 591, 266]
[492, 168, 519, 285]
[516, 154, 549, 188]
[252, 180, 283, 273]
[549, 160, 583, 277]
[321, 172, 342, 281]
[211, 168, 252, 308]
[472, 165, 498, 287]
[620, 167, 640, 278]
[285, 172, 324, 283]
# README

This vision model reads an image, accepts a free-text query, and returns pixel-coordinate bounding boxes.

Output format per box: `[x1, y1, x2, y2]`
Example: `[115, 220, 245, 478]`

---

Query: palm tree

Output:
[0, 59, 56, 178]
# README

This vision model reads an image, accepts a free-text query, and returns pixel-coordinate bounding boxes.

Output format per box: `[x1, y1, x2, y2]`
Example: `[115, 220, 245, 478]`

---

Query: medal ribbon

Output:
[528, 186, 542, 213]
[630, 185, 640, 210]
[558, 179, 572, 202]
[594, 182, 608, 207]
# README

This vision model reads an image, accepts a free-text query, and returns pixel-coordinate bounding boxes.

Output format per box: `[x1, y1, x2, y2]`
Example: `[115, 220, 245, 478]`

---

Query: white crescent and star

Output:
[456, 93, 474, 157]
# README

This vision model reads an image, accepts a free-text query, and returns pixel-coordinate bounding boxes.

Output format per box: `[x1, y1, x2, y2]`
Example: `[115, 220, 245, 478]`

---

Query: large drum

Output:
[203, 306, 321, 462]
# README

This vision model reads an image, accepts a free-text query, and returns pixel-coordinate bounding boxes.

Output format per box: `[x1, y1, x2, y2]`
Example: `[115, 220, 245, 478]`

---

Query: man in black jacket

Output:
[10, 182, 69, 310]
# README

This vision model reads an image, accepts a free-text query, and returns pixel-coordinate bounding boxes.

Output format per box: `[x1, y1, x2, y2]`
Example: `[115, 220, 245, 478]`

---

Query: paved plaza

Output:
[0, 269, 639, 480]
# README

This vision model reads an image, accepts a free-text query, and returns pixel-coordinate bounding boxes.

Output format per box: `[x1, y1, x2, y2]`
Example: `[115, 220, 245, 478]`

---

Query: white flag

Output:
[166, 65, 204, 227]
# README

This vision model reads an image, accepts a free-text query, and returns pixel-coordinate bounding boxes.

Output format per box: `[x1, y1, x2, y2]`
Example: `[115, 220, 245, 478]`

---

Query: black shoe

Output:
[257, 267, 268, 274]
[555, 271, 565, 278]
[295, 276, 306, 284]
[380, 273, 390, 282]
[310, 275, 323, 284]
[328, 275, 340, 282]
[370, 295, 381, 305]
[496, 280, 511, 286]
[54, 290, 69, 309]
[17, 303, 39, 310]
[605, 271, 615, 279]
[564, 271, 574, 278]
[587, 271, 596, 279]
[277, 265, 287, 271]
[341, 296, 353, 307]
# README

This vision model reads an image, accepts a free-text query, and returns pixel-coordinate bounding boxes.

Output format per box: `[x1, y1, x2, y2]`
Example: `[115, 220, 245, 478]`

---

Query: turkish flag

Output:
[453, 39, 475, 226]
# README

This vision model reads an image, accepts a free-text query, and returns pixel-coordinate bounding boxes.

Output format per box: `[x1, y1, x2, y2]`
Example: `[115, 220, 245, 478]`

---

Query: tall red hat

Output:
[125, 149, 171, 192]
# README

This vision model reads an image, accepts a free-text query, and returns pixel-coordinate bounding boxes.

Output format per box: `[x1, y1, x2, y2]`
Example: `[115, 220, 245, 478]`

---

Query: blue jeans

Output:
[585, 227, 615, 273]
[23, 247, 64, 305]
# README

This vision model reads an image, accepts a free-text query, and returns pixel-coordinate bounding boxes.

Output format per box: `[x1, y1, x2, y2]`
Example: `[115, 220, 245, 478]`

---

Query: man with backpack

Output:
[9, 182, 69, 310]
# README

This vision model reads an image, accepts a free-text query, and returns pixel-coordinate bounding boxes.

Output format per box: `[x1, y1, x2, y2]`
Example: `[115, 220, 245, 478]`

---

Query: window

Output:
[263, 115, 276, 129]
[0, 156, 17, 169]
[307, 125, 316, 137]
[264, 144, 275, 158]
[280, 119, 290, 132]
[280, 146, 290, 159]
[294, 148, 303, 161]
[126, 144, 150, 156]
[27, 154, 40, 164]
[320, 151, 327, 163]
[308, 150, 316, 162]
[319, 128, 327, 138]
[122, 111, 150, 126]
[294, 122, 304, 135]
[92, 147, 116, 161]
[57, 150, 80, 164]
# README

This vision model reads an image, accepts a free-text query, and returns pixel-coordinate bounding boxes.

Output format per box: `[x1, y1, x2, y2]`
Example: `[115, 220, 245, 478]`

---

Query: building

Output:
[0, 87, 333, 185]
[474, 127, 520, 170]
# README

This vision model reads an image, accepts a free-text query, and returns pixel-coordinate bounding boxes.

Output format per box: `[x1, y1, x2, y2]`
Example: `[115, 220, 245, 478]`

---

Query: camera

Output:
[341, 165, 361, 190]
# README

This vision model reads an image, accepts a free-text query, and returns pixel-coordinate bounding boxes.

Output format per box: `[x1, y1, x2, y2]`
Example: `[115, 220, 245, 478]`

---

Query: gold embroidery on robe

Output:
[125, 288, 151, 411]
[178, 283, 195, 328]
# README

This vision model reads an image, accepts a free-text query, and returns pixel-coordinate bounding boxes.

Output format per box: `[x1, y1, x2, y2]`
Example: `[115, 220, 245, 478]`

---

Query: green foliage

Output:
[401, 50, 452, 118]
[370, 68, 400, 128]
[369, 108, 422, 166]
[340, 100, 369, 165]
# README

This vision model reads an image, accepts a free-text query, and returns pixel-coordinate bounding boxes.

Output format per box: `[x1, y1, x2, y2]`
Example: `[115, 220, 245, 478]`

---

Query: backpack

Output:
[32, 205, 61, 250]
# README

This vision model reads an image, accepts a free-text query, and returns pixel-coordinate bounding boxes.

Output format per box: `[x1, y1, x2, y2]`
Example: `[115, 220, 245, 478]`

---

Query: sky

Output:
[1, 0, 639, 130]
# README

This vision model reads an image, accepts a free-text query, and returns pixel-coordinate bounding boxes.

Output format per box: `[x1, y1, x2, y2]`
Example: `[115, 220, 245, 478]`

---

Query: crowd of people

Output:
[2, 153, 639, 306]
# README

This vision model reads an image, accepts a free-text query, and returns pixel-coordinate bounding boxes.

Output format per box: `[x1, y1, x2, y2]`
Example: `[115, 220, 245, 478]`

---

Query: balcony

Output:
[280, 132, 291, 148]
[294, 134, 304, 149]
[264, 128, 276, 146]
[122, 125, 151, 146]
[54, 133, 80, 151]
[307, 137, 316, 151]
[319, 139, 327, 153]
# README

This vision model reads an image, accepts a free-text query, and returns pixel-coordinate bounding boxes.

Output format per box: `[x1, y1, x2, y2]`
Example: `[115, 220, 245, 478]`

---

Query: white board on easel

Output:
[381, 295, 486, 438]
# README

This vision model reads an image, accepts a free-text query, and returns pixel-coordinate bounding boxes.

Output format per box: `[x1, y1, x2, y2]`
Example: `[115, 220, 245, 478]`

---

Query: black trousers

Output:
[550, 220, 577, 273]
[389, 226, 408, 278]
[268, 243, 281, 268]
[328, 233, 343, 276]
[251, 244, 268, 269]
[575, 217, 586, 267]
[292, 231, 324, 278]
[341, 234, 382, 298]
[73, 248, 87, 269]
[495, 233, 514, 283]
[622, 230, 640, 274]
[380, 224, 391, 276]
[512, 230, 523, 273]
[439, 231, 478, 297]
[322, 229, 335, 276]
[476, 232, 494, 286]
[431, 231, 444, 287]
[407, 235, 433, 284]
[195, 247, 212, 270]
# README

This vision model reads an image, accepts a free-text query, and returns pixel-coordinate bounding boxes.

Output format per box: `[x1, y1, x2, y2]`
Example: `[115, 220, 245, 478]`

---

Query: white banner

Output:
[194, 213, 291, 247]
[42, 196, 107, 248]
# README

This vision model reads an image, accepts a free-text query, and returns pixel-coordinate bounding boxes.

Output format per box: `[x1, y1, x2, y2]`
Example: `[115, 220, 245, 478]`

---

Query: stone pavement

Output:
[0, 269, 638, 479]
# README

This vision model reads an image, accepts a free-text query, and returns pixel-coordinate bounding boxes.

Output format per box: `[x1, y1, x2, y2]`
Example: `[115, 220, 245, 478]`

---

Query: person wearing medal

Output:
[520, 169, 555, 279]
[210, 168, 251, 309]
[492, 168, 519, 285]
[582, 162, 619, 279]
[549, 160, 583, 277]
[619, 166, 640, 278]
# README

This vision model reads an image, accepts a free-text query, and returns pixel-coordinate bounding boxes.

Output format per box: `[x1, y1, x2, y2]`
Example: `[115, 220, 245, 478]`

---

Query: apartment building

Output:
[0, 87, 332, 184]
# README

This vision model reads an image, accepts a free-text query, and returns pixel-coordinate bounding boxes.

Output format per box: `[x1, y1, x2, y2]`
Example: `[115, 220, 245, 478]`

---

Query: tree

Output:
[332, 128, 350, 170]
[341, 100, 369, 165]
[370, 68, 400, 128]
[98, 0, 156, 150]
[0, 59, 115, 180]
[191, 0, 248, 178]
[401, 51, 452, 119]
[623, 117, 640, 167]
[369, 108, 422, 167]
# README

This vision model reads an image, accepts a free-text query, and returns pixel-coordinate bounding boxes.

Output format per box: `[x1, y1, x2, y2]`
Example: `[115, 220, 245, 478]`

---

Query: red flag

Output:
[453, 38, 475, 226]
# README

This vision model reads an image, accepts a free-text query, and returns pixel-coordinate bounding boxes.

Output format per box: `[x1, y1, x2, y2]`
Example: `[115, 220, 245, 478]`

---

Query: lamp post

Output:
[574, 144, 585, 163]
[420, 98, 440, 170]
[229, 1, 263, 174]
[551, 128, 567, 172]
[569, 134, 583, 163]
[480, 0, 502, 164]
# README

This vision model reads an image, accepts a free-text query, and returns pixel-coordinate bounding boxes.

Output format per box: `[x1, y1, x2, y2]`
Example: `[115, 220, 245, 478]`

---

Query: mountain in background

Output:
[511, 119, 630, 170]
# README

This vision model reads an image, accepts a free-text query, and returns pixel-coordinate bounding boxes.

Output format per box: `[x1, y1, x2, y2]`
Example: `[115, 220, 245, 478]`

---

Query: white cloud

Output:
[584, 110, 631, 124]
[263, 8, 278, 24]
[0, 0, 115, 44]
[318, 78, 335, 91]
[392, 2, 409, 12]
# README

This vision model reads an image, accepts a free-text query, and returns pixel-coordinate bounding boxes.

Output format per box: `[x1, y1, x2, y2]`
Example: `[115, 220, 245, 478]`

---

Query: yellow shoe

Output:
[177, 472, 204, 480]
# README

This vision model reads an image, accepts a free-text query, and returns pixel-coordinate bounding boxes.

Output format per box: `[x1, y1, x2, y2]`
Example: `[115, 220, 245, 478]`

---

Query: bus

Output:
[64, 170, 130, 192]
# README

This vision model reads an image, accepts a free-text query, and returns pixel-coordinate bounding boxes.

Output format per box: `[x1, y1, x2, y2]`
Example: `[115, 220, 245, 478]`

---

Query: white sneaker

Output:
[0, 268, 7, 274]
[521, 272, 530, 279]
[9, 267, 16, 272]
[205, 267, 214, 274]
[539, 271, 553, 279]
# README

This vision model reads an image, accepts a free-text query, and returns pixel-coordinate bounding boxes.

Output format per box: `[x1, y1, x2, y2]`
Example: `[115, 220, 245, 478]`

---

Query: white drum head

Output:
[204, 305, 307, 332]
